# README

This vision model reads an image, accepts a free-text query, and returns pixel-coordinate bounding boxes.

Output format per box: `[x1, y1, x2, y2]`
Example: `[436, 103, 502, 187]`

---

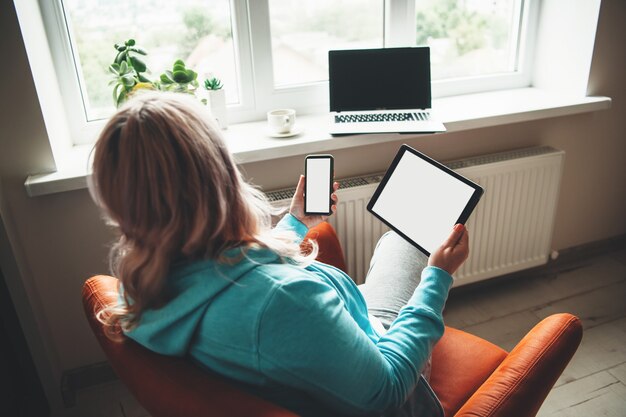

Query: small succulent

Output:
[204, 77, 223, 90]
[159, 59, 199, 94]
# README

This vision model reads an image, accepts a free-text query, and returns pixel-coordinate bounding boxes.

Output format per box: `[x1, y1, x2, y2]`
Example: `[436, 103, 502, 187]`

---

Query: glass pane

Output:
[269, 0, 384, 88]
[62, 0, 239, 121]
[415, 0, 520, 80]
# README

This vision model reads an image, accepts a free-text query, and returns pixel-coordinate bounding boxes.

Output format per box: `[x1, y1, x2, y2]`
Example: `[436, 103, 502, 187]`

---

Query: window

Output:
[415, 0, 522, 80]
[30, 0, 536, 144]
[268, 0, 384, 88]
[62, 0, 239, 121]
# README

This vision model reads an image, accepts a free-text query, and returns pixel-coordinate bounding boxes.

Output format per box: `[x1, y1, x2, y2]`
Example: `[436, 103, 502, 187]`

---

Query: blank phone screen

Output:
[305, 158, 332, 213]
[370, 151, 475, 254]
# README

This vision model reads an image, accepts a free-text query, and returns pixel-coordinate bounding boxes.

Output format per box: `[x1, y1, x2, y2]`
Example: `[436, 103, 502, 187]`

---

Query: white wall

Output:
[1, 0, 625, 412]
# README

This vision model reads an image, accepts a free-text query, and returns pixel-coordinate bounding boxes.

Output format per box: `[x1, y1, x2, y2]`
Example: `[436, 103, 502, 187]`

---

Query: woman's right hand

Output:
[428, 224, 469, 275]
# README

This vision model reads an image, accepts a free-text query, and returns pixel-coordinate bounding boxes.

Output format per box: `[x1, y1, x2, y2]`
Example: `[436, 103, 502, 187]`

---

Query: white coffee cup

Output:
[267, 109, 296, 134]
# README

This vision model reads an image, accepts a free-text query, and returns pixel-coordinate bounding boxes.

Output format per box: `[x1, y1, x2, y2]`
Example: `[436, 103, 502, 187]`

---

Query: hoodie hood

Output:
[124, 247, 280, 356]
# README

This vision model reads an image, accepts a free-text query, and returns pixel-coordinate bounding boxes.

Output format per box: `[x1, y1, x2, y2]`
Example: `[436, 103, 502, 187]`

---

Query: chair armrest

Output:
[430, 327, 508, 416]
[304, 222, 347, 273]
[454, 313, 582, 417]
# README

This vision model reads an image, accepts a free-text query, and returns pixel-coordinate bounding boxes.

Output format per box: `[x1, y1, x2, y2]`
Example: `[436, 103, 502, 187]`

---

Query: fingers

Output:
[329, 203, 337, 216]
[429, 224, 470, 275]
[294, 174, 305, 198]
[457, 225, 469, 249]
[329, 182, 340, 214]
[330, 182, 340, 204]
[442, 224, 465, 248]
[321, 203, 338, 221]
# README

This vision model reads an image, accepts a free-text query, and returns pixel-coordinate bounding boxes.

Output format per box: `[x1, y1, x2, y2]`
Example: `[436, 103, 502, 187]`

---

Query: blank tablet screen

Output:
[368, 146, 482, 255]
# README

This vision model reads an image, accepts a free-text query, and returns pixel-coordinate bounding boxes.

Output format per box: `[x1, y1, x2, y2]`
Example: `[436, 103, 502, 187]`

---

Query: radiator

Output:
[267, 146, 565, 286]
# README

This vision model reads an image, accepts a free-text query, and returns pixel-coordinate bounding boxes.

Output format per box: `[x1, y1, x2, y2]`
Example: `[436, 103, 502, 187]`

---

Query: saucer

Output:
[267, 126, 304, 138]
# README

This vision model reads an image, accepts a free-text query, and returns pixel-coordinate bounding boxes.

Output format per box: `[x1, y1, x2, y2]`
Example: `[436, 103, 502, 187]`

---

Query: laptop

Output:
[328, 47, 446, 135]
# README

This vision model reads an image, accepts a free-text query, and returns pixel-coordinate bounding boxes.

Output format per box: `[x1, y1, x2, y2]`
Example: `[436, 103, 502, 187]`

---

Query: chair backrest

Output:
[82, 222, 344, 417]
[83, 275, 297, 417]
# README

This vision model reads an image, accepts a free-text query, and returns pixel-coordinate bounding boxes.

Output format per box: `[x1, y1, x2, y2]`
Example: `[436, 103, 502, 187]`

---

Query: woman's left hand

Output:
[289, 175, 340, 229]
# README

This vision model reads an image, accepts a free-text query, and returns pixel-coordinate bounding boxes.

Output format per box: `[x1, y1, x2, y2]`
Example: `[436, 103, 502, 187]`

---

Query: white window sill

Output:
[25, 87, 611, 197]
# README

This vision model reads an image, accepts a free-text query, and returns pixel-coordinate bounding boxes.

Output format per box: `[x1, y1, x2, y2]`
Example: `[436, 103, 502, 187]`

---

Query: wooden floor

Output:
[444, 245, 626, 417]
[58, 245, 626, 417]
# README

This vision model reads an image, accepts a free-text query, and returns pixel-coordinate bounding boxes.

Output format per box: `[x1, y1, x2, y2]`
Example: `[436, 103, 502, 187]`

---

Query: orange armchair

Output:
[83, 222, 582, 417]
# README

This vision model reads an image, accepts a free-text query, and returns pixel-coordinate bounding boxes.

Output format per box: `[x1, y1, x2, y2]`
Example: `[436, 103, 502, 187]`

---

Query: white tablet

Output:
[367, 145, 484, 256]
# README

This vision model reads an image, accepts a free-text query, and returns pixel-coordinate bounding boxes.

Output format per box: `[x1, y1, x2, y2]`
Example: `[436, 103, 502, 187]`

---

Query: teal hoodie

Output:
[124, 214, 453, 416]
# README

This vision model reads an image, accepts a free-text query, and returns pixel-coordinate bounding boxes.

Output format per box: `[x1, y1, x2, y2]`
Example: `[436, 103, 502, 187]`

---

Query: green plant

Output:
[204, 77, 223, 90]
[108, 61, 135, 107]
[113, 39, 149, 78]
[108, 39, 216, 107]
[108, 39, 152, 107]
[159, 59, 199, 94]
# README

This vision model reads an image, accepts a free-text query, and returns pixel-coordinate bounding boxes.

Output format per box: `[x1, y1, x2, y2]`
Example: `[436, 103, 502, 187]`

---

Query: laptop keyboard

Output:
[335, 112, 431, 123]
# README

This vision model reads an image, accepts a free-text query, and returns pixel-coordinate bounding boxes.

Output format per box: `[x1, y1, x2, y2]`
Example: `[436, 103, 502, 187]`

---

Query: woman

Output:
[91, 91, 469, 417]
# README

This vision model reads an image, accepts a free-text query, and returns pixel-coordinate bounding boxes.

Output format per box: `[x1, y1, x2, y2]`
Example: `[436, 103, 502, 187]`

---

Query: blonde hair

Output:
[90, 91, 315, 339]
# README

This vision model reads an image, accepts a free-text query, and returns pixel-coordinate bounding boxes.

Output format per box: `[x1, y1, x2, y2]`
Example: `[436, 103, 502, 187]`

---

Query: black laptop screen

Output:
[329, 47, 431, 112]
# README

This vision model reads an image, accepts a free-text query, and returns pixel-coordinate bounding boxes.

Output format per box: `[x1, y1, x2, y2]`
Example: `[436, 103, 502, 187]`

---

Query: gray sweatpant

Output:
[358, 231, 444, 417]
[359, 231, 429, 328]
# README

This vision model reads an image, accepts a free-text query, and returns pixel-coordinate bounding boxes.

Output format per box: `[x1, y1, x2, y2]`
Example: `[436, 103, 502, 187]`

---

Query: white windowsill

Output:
[25, 87, 611, 197]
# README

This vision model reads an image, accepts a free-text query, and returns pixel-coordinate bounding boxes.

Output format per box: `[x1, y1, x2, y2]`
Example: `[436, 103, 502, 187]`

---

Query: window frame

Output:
[32, 0, 539, 146]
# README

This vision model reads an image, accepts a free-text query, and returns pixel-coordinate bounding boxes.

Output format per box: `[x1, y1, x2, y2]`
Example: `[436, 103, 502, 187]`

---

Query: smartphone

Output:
[304, 154, 334, 215]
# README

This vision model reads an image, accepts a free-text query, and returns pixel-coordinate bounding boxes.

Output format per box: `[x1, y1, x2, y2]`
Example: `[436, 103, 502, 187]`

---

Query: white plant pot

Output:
[206, 89, 228, 129]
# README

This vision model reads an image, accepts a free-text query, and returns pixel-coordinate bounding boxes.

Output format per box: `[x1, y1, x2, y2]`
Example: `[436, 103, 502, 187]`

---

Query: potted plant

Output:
[108, 39, 154, 107]
[159, 59, 199, 94]
[202, 77, 227, 129]
[108, 39, 227, 129]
